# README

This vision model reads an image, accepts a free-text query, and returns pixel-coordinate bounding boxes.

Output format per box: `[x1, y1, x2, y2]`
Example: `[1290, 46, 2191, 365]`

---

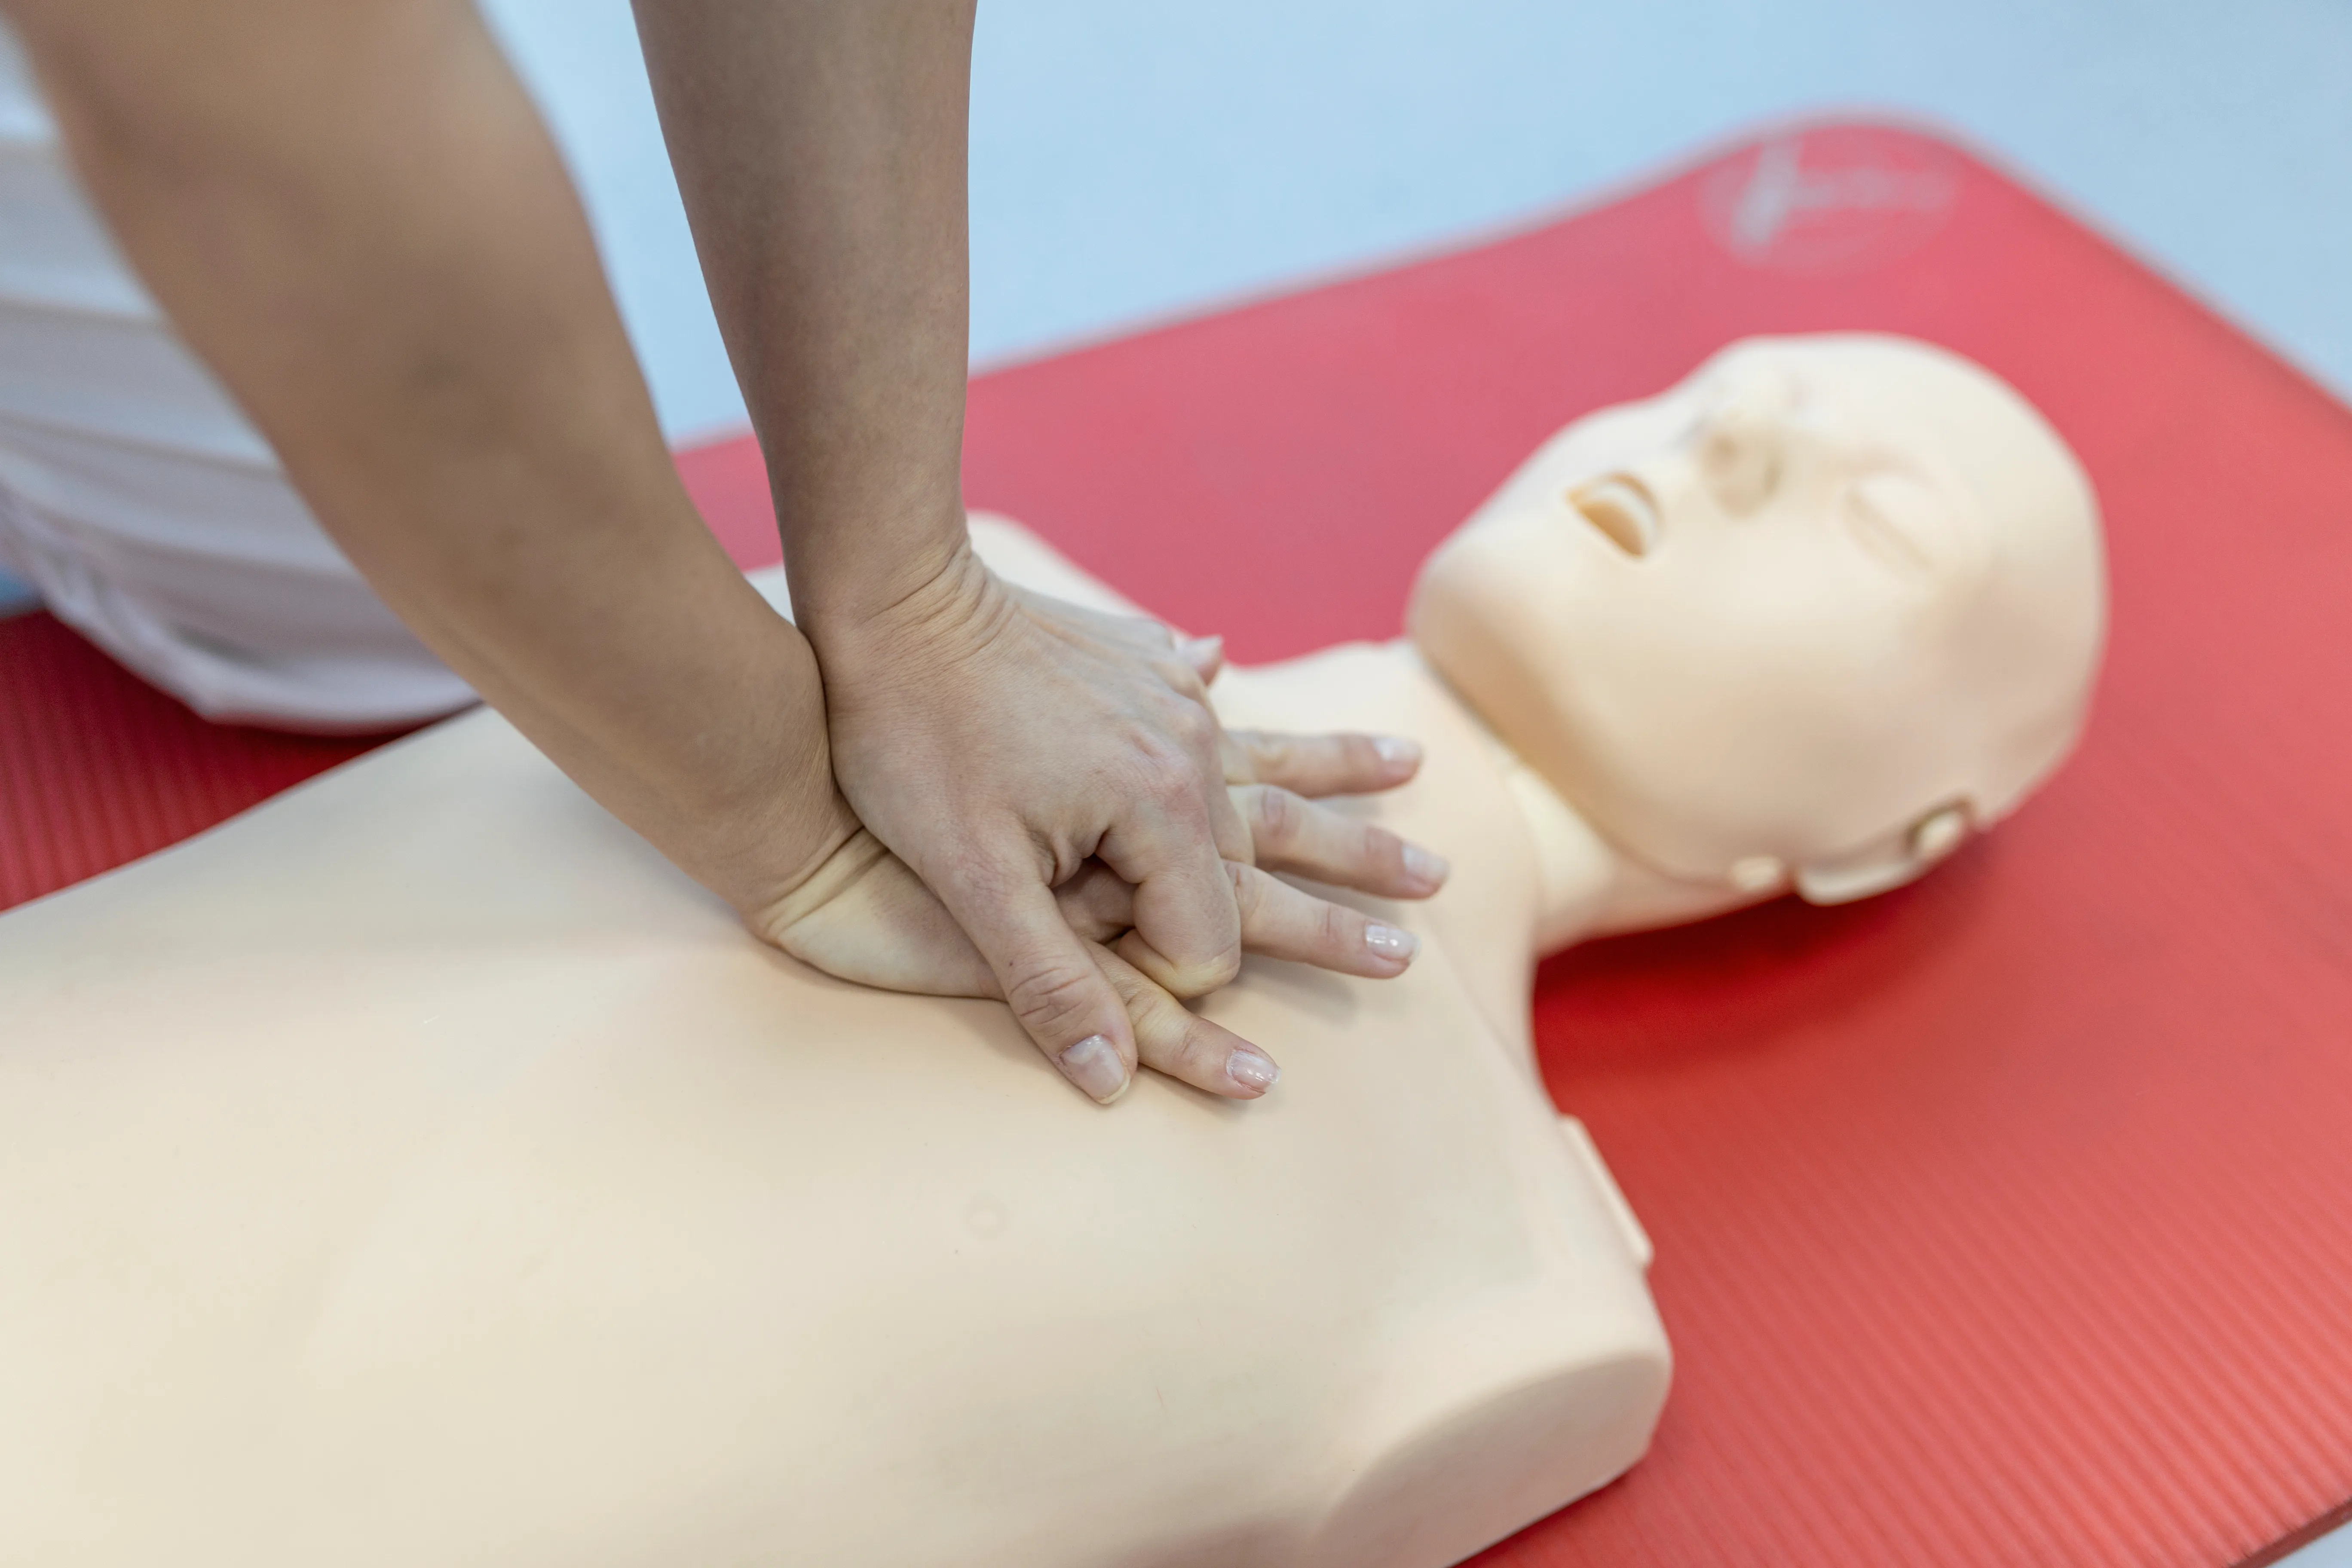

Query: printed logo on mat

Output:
[1701, 126, 1962, 274]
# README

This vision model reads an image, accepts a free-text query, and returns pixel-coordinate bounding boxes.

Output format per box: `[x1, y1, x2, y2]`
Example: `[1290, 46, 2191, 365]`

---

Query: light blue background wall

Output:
[486, 0, 2352, 444]
[3, 0, 2349, 615]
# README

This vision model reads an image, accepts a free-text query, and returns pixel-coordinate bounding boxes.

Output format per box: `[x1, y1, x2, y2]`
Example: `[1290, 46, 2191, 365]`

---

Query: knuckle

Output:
[1098, 956, 1154, 1009]
[1174, 1022, 1229, 1079]
[1159, 942, 1243, 999]
[1252, 785, 1299, 847]
[1111, 735, 1181, 800]
[1169, 702, 1217, 752]
[1137, 746, 1211, 812]
[1060, 867, 1133, 937]
[1140, 759, 1199, 811]
[1227, 863, 1276, 935]
[1319, 898, 1356, 954]
[1232, 729, 1282, 776]
[1002, 959, 1105, 1038]
[937, 847, 1016, 903]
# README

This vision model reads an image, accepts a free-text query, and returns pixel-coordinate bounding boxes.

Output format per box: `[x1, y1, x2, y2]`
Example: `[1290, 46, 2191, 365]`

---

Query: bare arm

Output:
[5, 0, 855, 912]
[636, 1, 1274, 1094]
[9, 0, 1446, 1102]
[633, 0, 974, 634]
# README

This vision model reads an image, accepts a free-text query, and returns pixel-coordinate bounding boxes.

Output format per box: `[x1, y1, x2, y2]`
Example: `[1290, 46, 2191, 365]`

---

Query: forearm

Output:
[634, 0, 976, 640]
[7, 0, 846, 893]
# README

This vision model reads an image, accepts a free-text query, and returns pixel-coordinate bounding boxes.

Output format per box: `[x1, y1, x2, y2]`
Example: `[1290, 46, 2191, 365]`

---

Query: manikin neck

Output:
[1396, 646, 1770, 951]
[1492, 752, 1769, 952]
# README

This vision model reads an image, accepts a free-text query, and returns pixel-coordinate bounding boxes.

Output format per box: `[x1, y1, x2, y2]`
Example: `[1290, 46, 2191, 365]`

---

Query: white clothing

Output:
[0, 24, 472, 730]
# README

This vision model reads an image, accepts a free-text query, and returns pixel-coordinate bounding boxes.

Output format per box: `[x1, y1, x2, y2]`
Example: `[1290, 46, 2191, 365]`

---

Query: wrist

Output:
[491, 567, 855, 922]
[796, 534, 1009, 688]
[781, 495, 977, 652]
[654, 616, 863, 913]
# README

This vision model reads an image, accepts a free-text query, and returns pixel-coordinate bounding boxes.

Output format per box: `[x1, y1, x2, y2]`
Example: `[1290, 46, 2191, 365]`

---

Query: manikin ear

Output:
[1792, 803, 1971, 906]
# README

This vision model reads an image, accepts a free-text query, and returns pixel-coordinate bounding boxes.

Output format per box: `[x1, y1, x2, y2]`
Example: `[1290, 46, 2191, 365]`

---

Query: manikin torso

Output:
[0, 526, 1676, 1568]
[0, 334, 2104, 1568]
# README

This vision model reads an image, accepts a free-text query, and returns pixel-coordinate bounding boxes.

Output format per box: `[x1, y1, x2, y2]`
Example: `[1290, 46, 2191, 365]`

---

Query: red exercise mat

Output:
[0, 613, 389, 907]
[4, 121, 2350, 1566]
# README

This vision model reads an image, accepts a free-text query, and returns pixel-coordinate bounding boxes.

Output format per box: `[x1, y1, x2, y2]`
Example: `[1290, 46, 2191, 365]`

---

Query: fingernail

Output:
[1057, 1034, 1130, 1103]
[1225, 1047, 1280, 1096]
[1364, 923, 1419, 962]
[1403, 844, 1450, 888]
[1373, 736, 1422, 769]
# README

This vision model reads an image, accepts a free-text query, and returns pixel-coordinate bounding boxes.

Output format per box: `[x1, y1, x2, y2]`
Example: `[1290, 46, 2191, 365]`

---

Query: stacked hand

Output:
[20, 0, 1430, 1106]
[760, 546, 1446, 1102]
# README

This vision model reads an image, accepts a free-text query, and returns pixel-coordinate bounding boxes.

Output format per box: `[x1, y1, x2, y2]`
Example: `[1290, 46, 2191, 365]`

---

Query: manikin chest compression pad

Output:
[3, 122, 2349, 1567]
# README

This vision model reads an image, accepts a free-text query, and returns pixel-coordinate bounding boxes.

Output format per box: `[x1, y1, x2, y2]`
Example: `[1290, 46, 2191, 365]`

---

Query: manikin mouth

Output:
[1566, 475, 1660, 557]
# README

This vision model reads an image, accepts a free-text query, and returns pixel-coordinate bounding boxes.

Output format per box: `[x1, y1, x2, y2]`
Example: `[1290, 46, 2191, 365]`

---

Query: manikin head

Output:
[1408, 334, 2106, 904]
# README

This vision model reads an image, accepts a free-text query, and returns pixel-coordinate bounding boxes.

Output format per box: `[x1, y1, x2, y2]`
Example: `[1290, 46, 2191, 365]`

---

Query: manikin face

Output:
[1408, 334, 2105, 898]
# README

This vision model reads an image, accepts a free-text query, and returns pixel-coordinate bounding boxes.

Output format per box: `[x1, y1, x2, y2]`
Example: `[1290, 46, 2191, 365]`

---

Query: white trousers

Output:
[0, 24, 473, 731]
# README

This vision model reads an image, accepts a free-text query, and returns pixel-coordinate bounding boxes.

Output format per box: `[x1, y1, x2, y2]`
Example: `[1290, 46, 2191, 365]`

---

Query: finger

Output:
[1062, 851, 1427, 982]
[1222, 863, 1421, 978]
[1218, 728, 1261, 787]
[1093, 941, 1280, 1100]
[1178, 634, 1225, 684]
[1051, 860, 1138, 943]
[1095, 712, 1247, 986]
[1114, 861, 1421, 993]
[938, 864, 1139, 1104]
[1227, 730, 1423, 798]
[1233, 784, 1449, 897]
[1148, 655, 1216, 713]
[1152, 686, 1256, 866]
[1104, 825, 1243, 996]
[1204, 767, 1255, 866]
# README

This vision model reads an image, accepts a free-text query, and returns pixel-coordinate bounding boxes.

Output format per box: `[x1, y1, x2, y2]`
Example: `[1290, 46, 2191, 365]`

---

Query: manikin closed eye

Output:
[1408, 331, 2105, 897]
[1843, 471, 1949, 578]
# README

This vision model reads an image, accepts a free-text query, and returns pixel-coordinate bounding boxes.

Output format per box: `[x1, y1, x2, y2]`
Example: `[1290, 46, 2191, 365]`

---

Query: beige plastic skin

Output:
[0, 335, 2103, 1568]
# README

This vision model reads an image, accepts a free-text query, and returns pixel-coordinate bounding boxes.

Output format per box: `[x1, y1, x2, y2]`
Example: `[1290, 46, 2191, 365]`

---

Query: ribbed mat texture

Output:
[0, 612, 389, 910]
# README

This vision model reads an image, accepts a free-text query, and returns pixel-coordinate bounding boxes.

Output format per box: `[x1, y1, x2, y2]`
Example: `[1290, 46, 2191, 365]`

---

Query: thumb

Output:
[941, 867, 1139, 1104]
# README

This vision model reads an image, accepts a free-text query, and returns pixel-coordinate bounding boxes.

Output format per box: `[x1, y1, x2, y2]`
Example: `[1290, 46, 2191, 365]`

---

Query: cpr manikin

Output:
[0, 336, 2104, 1568]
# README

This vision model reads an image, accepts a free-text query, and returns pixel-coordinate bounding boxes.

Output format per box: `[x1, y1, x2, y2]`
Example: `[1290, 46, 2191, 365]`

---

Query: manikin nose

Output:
[1695, 405, 1783, 514]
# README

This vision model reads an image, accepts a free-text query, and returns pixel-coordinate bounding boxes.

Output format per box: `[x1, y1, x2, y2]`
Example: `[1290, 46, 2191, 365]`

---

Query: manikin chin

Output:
[0, 335, 2103, 1568]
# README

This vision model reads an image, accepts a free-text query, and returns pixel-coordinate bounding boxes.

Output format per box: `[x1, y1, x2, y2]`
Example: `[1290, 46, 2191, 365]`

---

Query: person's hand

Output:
[805, 541, 1272, 1088]
[754, 729, 1448, 1101]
